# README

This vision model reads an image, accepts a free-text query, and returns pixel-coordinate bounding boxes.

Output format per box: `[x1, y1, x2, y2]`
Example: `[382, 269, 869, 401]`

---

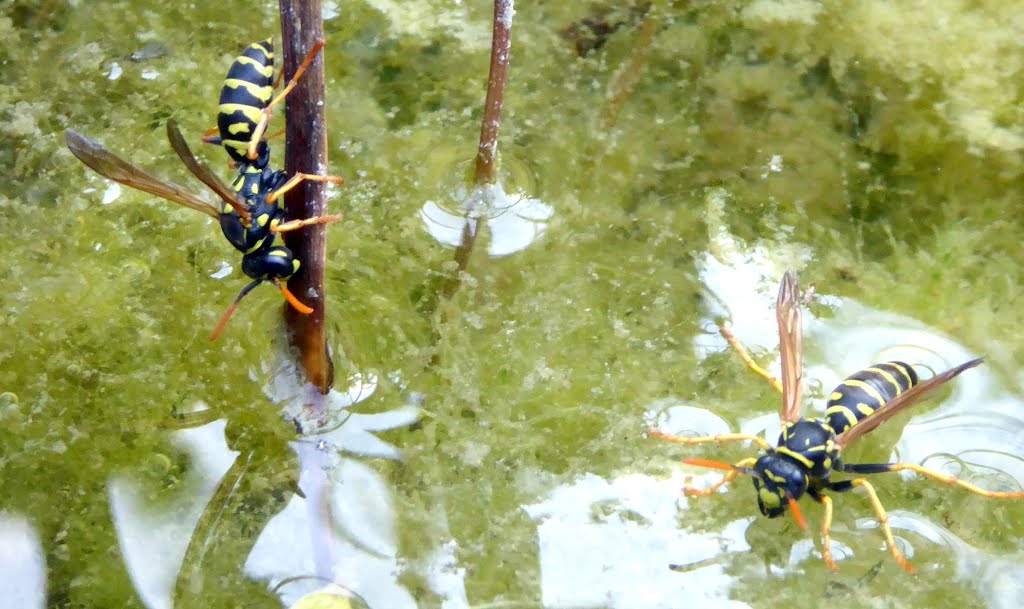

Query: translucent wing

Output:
[165, 119, 250, 221]
[835, 357, 983, 449]
[65, 129, 219, 219]
[777, 270, 804, 423]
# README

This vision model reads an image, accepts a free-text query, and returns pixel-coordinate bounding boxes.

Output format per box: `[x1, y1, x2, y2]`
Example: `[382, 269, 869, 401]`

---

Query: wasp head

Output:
[751, 453, 808, 519]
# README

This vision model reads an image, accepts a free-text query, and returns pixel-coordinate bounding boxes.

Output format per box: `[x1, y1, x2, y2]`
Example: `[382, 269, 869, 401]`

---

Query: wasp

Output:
[65, 120, 341, 340]
[202, 37, 325, 169]
[196, 36, 343, 253]
[652, 271, 1023, 572]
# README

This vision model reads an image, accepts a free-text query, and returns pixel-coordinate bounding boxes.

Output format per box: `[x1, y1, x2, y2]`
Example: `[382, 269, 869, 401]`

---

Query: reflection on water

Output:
[0, 514, 45, 609]
[886, 511, 1024, 609]
[523, 470, 754, 609]
[109, 418, 235, 609]
[107, 366, 465, 609]
[419, 182, 554, 258]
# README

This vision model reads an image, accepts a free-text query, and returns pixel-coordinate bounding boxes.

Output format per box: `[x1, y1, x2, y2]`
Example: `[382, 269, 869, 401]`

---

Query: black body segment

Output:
[825, 361, 918, 434]
[774, 419, 838, 479]
[217, 38, 275, 164]
[242, 245, 299, 281]
[220, 164, 289, 254]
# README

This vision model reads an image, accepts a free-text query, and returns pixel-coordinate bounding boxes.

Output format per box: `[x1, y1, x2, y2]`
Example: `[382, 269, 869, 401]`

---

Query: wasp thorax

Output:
[751, 453, 808, 518]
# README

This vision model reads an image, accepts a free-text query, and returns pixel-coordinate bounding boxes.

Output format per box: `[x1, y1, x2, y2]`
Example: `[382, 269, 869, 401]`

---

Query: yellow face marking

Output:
[759, 487, 782, 509]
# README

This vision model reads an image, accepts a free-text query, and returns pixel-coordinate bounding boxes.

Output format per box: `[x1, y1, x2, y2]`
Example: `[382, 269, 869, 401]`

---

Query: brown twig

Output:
[279, 0, 334, 394]
[473, 0, 514, 187]
[441, 0, 514, 301]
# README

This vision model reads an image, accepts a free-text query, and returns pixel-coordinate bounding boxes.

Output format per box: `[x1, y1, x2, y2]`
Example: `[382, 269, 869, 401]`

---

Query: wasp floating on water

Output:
[651, 271, 1024, 572]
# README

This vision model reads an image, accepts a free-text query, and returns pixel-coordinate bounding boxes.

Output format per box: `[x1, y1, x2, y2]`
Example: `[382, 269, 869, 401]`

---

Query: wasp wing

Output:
[777, 270, 804, 423]
[65, 129, 219, 219]
[165, 119, 250, 222]
[835, 357, 983, 449]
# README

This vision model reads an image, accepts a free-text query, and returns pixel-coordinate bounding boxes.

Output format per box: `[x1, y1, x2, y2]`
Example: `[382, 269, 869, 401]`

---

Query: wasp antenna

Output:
[274, 279, 313, 314]
[786, 494, 808, 531]
[683, 458, 741, 472]
[201, 127, 222, 146]
[209, 279, 264, 341]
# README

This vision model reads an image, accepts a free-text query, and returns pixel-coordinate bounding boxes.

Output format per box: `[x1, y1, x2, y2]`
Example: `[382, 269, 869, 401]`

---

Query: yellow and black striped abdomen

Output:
[825, 361, 918, 434]
[217, 38, 275, 163]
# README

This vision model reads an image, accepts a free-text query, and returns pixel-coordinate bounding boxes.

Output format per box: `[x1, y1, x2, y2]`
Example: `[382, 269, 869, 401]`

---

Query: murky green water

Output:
[3, 1, 1024, 608]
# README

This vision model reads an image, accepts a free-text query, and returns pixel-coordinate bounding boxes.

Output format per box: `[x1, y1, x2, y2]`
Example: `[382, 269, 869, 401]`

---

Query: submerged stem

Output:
[444, 0, 515, 299]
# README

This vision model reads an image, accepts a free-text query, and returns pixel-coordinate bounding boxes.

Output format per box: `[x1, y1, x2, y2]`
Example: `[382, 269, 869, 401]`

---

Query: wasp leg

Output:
[682, 457, 757, 496]
[247, 40, 326, 160]
[272, 214, 343, 234]
[649, 429, 773, 452]
[837, 461, 1024, 499]
[273, 278, 313, 315]
[719, 326, 783, 394]
[808, 489, 840, 570]
[821, 478, 914, 573]
[266, 172, 344, 205]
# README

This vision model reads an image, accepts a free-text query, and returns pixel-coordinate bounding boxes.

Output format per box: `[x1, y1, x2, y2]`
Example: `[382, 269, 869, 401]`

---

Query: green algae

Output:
[2, 1, 1024, 608]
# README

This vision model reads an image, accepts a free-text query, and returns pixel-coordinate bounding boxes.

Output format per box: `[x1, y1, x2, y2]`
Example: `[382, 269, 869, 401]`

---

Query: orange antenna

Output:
[209, 279, 263, 341]
[683, 458, 739, 471]
[786, 494, 808, 530]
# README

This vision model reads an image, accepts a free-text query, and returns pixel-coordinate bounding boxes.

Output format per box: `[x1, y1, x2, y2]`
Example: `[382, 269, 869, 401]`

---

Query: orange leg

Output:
[274, 279, 313, 314]
[820, 494, 838, 570]
[851, 478, 915, 573]
[719, 326, 783, 393]
[871, 462, 1024, 500]
[266, 172, 344, 205]
[649, 429, 772, 452]
[272, 214, 343, 234]
[247, 40, 326, 160]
